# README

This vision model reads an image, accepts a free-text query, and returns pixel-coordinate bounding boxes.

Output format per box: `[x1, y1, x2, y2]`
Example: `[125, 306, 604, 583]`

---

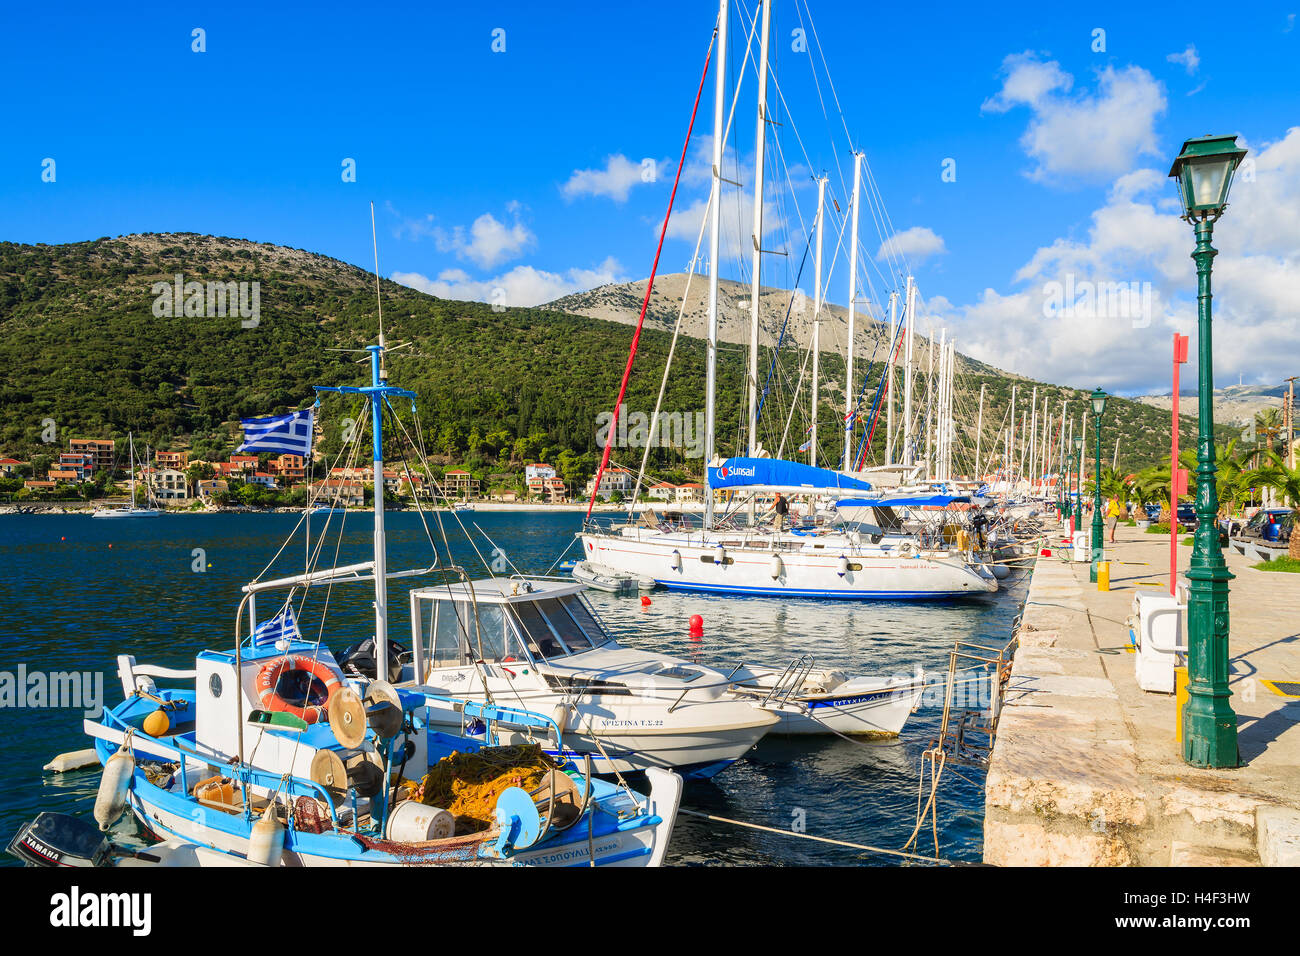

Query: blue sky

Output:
[3, 2, 1298, 396]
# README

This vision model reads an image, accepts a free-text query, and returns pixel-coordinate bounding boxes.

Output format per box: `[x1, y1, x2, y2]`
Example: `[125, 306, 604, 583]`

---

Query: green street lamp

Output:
[1090, 388, 1108, 582]
[1072, 436, 1084, 531]
[1169, 133, 1247, 769]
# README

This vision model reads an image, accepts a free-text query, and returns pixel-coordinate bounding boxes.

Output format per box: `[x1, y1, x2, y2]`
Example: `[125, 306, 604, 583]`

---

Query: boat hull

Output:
[581, 532, 996, 600]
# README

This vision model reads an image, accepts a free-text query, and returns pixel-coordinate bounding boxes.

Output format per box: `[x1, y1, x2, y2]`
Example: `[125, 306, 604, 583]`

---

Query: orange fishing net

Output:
[417, 744, 563, 834]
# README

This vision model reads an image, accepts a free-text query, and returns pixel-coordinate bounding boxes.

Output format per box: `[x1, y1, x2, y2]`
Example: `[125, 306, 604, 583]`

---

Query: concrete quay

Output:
[984, 521, 1300, 866]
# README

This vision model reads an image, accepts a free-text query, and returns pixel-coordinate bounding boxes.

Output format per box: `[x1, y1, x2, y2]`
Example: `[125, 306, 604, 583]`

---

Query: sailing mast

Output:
[810, 174, 826, 467]
[746, 0, 772, 459]
[886, 291, 898, 466]
[902, 275, 915, 467]
[1029, 386, 1038, 497]
[703, 0, 727, 531]
[843, 150, 862, 471]
[975, 382, 985, 480]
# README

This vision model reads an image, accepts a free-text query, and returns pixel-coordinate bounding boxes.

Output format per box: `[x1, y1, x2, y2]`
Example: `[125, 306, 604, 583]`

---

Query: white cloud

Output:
[1166, 44, 1200, 75]
[877, 226, 947, 265]
[436, 207, 534, 270]
[928, 128, 1300, 396]
[392, 256, 626, 308]
[983, 53, 1166, 184]
[562, 155, 663, 202]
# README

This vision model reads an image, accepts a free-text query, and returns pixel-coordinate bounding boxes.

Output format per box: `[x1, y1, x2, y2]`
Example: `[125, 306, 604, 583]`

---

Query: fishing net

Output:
[417, 744, 562, 835]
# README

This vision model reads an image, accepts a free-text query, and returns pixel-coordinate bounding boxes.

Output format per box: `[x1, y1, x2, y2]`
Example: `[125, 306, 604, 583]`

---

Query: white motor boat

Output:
[571, 560, 655, 594]
[727, 662, 923, 735]
[409, 577, 781, 778]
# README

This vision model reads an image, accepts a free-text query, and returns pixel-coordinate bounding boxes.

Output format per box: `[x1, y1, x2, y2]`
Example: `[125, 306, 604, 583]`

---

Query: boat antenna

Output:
[370, 200, 387, 378]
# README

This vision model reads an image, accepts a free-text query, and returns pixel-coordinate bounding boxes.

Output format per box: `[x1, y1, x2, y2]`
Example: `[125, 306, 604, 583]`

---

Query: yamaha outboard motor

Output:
[9, 812, 112, 867]
[337, 636, 408, 683]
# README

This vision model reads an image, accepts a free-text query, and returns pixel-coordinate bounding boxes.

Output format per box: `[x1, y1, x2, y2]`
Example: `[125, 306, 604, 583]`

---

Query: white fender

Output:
[94, 743, 134, 831]
[670, 549, 682, 571]
[769, 553, 783, 579]
[714, 544, 726, 564]
[248, 805, 285, 866]
[837, 554, 849, 577]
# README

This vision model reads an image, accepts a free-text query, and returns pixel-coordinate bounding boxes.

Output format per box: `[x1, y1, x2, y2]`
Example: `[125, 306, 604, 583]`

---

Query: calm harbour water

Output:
[0, 510, 1028, 866]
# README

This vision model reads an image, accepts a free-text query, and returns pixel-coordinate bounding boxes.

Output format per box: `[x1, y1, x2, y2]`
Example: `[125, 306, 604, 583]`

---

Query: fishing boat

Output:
[410, 576, 780, 778]
[727, 662, 923, 736]
[67, 308, 682, 865]
[91, 432, 161, 518]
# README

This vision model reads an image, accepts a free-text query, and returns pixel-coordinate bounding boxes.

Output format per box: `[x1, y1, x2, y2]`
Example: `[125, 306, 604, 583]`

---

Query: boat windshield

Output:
[508, 596, 609, 660]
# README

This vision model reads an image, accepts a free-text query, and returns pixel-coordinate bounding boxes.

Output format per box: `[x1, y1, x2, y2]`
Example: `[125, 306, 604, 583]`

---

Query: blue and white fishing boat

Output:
[70, 341, 681, 867]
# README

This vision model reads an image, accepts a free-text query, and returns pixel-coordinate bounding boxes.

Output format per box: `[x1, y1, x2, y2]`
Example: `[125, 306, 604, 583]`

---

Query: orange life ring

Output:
[255, 655, 342, 725]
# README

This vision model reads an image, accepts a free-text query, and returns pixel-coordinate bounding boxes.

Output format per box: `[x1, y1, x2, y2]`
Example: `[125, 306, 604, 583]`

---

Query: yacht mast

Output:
[902, 275, 915, 467]
[810, 174, 826, 467]
[703, 0, 727, 530]
[886, 291, 898, 466]
[1029, 386, 1038, 496]
[975, 382, 985, 479]
[746, 0, 772, 458]
[843, 150, 862, 471]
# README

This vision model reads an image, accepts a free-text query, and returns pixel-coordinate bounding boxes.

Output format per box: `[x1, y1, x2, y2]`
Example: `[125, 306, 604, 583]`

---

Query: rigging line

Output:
[754, 229, 813, 429]
[775, 330, 815, 459]
[855, 312, 908, 469]
[626, 153, 717, 514]
[586, 26, 714, 520]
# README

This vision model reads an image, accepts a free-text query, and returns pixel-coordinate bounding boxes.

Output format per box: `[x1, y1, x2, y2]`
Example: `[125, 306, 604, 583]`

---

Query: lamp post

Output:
[1169, 134, 1247, 769]
[1090, 388, 1108, 583]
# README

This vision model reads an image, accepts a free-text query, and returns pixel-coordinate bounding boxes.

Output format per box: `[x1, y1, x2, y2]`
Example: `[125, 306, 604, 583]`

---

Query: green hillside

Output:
[0, 234, 1210, 489]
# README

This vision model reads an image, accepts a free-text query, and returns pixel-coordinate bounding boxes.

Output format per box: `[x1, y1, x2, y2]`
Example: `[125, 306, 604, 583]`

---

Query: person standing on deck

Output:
[766, 492, 790, 532]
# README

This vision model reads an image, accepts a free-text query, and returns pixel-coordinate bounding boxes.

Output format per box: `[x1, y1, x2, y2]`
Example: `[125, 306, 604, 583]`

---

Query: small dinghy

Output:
[727, 660, 924, 736]
[571, 561, 655, 594]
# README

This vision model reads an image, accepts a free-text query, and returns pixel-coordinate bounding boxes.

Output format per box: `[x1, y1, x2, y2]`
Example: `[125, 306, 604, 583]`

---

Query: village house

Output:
[57, 453, 95, 482]
[647, 481, 678, 502]
[196, 479, 229, 500]
[584, 467, 635, 501]
[442, 469, 479, 499]
[142, 466, 189, 500]
[155, 450, 189, 470]
[0, 458, 28, 478]
[675, 482, 705, 503]
[68, 439, 115, 473]
[310, 478, 365, 507]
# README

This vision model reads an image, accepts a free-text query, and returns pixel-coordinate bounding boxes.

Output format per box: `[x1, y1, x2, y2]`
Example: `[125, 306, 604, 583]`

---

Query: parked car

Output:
[1276, 511, 1297, 549]
[1143, 503, 1162, 521]
[1236, 508, 1293, 542]
[1175, 503, 1198, 530]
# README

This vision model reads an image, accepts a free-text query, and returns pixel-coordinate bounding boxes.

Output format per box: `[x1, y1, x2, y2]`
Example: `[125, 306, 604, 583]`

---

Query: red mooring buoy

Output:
[640, 595, 652, 607]
[688, 614, 703, 637]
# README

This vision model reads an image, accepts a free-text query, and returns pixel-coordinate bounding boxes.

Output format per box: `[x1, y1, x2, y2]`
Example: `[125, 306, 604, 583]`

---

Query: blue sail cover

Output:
[707, 457, 873, 494]
[835, 493, 971, 508]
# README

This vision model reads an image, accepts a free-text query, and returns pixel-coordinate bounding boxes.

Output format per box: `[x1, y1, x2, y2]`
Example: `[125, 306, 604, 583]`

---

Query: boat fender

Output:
[770, 553, 783, 579]
[670, 549, 682, 572]
[248, 805, 285, 866]
[714, 543, 726, 564]
[837, 554, 849, 577]
[550, 703, 570, 734]
[94, 742, 134, 831]
[142, 708, 170, 737]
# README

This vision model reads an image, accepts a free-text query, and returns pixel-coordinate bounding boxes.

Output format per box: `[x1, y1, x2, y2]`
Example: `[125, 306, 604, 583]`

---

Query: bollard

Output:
[1174, 666, 1189, 742]
[1097, 560, 1110, 591]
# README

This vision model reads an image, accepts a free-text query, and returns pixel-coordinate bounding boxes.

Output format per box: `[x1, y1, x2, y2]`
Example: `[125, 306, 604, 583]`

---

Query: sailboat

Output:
[578, 0, 995, 601]
[91, 432, 161, 518]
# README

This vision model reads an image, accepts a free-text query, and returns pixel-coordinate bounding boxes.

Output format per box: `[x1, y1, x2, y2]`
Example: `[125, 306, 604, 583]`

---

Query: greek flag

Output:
[975, 484, 991, 497]
[237, 408, 314, 456]
[252, 603, 301, 646]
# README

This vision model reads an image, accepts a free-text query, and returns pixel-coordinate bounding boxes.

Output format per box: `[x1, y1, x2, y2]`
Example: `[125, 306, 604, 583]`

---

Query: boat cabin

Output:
[407, 578, 614, 680]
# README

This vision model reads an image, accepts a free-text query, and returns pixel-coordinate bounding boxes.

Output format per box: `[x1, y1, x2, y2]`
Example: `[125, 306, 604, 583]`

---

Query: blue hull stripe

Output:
[653, 580, 973, 600]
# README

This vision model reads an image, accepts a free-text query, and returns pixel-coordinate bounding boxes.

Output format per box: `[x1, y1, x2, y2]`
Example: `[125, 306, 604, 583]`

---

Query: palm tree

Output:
[1085, 465, 1132, 516]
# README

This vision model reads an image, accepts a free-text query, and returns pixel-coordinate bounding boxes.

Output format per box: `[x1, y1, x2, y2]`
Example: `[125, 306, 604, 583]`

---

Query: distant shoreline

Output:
[0, 501, 706, 516]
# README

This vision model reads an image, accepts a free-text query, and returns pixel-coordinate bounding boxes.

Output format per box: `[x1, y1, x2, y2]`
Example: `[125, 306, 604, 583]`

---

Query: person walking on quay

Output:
[1107, 497, 1121, 543]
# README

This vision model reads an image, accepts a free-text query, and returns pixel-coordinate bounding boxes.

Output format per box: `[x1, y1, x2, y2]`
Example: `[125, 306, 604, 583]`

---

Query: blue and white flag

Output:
[252, 602, 302, 646]
[797, 439, 812, 453]
[237, 408, 314, 456]
[975, 484, 991, 497]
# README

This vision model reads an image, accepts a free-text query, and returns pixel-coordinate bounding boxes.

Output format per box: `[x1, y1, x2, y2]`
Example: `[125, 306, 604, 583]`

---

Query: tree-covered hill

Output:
[0, 234, 1211, 486]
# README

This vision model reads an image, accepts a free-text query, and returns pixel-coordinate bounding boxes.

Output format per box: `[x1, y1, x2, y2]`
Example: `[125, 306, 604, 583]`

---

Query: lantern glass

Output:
[1073, 437, 1084, 452]
[1169, 135, 1247, 220]
[1091, 388, 1108, 417]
